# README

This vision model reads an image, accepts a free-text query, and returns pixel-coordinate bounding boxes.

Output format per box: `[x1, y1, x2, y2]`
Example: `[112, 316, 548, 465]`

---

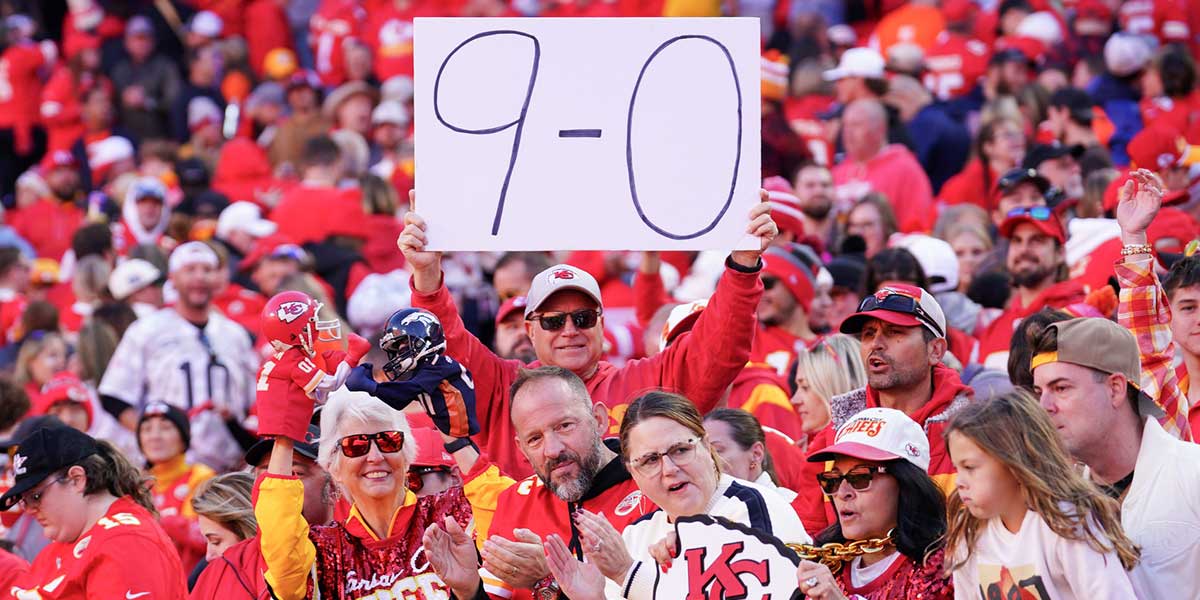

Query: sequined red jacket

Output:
[835, 548, 953, 600]
[255, 474, 474, 600]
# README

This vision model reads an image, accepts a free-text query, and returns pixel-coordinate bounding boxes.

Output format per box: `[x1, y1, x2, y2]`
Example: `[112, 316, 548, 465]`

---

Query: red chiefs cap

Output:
[35, 372, 95, 428]
[941, 0, 976, 23]
[839, 283, 947, 339]
[1147, 207, 1199, 254]
[999, 206, 1067, 244]
[39, 150, 77, 173]
[1127, 125, 1200, 172]
[1074, 0, 1112, 21]
[410, 427, 455, 469]
[495, 295, 527, 325]
[525, 264, 602, 317]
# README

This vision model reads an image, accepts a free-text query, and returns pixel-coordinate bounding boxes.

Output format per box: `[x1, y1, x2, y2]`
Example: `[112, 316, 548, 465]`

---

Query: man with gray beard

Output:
[476, 366, 653, 600]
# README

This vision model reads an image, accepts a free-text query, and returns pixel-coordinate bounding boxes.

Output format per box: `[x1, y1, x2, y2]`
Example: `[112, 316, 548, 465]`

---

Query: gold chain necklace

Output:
[787, 535, 895, 576]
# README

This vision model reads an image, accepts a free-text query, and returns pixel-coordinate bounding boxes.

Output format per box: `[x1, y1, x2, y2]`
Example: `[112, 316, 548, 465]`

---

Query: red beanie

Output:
[761, 246, 816, 313]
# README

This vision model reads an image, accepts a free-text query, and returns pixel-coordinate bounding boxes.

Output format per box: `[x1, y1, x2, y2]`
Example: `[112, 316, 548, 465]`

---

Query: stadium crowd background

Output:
[0, 0, 1200, 598]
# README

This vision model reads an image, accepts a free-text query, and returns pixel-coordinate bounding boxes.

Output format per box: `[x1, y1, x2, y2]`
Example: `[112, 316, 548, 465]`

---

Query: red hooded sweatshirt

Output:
[831, 144, 934, 233]
[800, 363, 974, 532]
[411, 262, 763, 479]
[978, 279, 1088, 368]
[189, 537, 270, 600]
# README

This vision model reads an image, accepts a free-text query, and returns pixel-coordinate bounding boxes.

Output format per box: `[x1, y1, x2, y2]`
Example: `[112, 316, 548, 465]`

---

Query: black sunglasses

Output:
[856, 291, 944, 338]
[338, 431, 405, 458]
[762, 276, 778, 291]
[816, 465, 888, 494]
[526, 308, 601, 331]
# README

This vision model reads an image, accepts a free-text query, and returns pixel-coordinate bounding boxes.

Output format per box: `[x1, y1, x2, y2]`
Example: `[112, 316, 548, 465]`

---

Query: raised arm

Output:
[254, 439, 319, 600]
[645, 193, 774, 412]
[398, 201, 519, 437]
[1114, 168, 1192, 440]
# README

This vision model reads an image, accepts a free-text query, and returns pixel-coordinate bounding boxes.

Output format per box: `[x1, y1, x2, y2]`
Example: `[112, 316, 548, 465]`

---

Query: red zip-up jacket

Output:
[412, 260, 763, 479]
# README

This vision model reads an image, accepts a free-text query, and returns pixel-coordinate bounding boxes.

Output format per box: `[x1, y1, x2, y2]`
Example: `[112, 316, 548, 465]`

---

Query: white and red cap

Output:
[524, 264, 603, 318]
[169, 241, 219, 274]
[839, 283, 946, 339]
[823, 47, 885, 81]
[109, 258, 161, 300]
[660, 299, 708, 349]
[807, 407, 930, 471]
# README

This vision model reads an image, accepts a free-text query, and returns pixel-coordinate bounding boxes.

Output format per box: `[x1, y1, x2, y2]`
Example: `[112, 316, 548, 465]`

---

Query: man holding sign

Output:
[399, 192, 776, 479]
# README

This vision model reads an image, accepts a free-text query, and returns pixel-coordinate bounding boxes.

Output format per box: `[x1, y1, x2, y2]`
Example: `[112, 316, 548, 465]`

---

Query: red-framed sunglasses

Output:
[338, 431, 405, 458]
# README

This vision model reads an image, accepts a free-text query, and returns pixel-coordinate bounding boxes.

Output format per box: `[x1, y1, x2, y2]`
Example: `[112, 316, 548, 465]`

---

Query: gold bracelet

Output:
[1121, 244, 1154, 256]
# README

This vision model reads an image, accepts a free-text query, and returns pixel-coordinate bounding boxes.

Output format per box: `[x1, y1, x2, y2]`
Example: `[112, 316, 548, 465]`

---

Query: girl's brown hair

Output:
[943, 390, 1140, 573]
[619, 391, 720, 476]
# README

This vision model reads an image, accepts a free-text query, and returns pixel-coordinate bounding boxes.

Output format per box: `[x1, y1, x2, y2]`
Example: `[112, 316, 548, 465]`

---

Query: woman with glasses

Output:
[535, 391, 811, 599]
[0, 425, 187, 597]
[254, 388, 475, 600]
[795, 407, 951, 600]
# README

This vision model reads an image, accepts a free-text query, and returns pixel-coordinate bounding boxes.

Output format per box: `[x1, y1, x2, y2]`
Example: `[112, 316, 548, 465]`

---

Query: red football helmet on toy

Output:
[262, 291, 340, 356]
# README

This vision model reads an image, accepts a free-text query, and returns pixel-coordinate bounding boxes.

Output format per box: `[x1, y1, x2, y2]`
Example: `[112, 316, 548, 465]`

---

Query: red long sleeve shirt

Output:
[411, 261, 763, 479]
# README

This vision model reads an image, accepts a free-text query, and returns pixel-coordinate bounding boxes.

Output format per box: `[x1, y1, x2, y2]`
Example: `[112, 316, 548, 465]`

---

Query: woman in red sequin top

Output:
[255, 389, 474, 600]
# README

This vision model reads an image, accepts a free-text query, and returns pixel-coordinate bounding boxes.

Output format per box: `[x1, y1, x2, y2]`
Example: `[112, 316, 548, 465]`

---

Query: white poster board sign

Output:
[654, 514, 802, 599]
[414, 18, 762, 251]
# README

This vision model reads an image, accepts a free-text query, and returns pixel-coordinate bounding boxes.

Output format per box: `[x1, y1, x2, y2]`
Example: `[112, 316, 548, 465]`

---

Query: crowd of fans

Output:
[0, 0, 1199, 598]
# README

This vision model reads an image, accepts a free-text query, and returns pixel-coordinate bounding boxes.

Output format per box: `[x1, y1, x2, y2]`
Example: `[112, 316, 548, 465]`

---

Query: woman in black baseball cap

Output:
[0, 424, 187, 598]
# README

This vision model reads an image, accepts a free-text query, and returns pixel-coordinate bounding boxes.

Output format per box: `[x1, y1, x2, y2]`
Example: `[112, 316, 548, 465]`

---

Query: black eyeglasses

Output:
[407, 466, 450, 492]
[526, 309, 601, 332]
[338, 431, 405, 458]
[816, 465, 888, 495]
[1006, 206, 1053, 221]
[762, 277, 778, 291]
[20, 475, 69, 511]
[856, 290, 944, 338]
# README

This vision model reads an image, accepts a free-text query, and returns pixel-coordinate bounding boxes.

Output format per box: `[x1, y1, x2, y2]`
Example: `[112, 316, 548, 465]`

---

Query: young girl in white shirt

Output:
[944, 390, 1140, 600]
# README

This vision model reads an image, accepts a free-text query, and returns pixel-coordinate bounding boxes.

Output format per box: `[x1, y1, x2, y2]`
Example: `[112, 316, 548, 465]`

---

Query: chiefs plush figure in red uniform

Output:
[257, 290, 370, 441]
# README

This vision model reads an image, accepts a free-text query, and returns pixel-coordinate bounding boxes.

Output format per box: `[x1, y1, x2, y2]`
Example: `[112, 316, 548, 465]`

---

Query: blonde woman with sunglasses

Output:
[254, 388, 476, 600]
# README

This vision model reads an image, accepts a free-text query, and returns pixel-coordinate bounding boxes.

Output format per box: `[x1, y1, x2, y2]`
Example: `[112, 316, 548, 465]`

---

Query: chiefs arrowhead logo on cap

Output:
[905, 443, 921, 458]
[12, 453, 26, 476]
[276, 301, 308, 323]
[552, 269, 575, 280]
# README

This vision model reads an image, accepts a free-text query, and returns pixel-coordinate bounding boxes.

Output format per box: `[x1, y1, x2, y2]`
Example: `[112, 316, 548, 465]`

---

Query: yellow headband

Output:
[1030, 351, 1059, 370]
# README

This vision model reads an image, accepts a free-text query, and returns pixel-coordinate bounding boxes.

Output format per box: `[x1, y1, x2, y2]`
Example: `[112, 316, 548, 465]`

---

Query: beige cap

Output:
[1031, 317, 1165, 418]
[524, 264, 602, 318]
